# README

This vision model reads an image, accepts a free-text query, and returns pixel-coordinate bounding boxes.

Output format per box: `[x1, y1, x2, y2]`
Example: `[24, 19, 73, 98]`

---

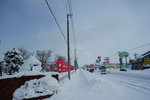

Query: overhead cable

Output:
[67, 0, 77, 50]
[125, 43, 150, 52]
[45, 0, 67, 42]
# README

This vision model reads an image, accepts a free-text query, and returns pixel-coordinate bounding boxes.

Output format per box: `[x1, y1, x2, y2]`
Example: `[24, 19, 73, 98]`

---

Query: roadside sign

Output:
[144, 60, 150, 64]
[97, 56, 101, 61]
[105, 57, 110, 60]
[119, 52, 129, 58]
[96, 60, 100, 63]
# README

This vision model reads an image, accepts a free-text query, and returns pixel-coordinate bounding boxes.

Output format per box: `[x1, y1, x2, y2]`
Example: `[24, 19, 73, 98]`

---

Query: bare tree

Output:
[55, 55, 66, 62]
[36, 50, 52, 71]
[18, 48, 30, 60]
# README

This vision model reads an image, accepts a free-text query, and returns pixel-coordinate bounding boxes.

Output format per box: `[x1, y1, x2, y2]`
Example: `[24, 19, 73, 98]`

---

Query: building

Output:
[130, 51, 150, 70]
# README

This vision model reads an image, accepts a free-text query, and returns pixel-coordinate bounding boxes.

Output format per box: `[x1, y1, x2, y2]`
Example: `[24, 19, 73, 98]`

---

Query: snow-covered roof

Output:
[138, 51, 150, 59]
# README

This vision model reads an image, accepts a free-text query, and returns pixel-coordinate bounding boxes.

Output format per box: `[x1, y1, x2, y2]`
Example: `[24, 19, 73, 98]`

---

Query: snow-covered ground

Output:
[45, 69, 150, 100]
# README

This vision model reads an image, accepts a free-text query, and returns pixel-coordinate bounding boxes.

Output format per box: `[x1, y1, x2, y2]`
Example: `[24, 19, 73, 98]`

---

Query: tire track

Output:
[103, 74, 150, 95]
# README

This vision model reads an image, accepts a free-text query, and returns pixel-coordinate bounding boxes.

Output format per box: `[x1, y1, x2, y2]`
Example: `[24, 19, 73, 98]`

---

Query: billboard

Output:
[119, 52, 129, 58]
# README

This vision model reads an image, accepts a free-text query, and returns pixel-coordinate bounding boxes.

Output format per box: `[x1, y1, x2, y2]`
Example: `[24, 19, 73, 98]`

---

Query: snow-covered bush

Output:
[3, 48, 24, 75]
[13, 76, 60, 100]
[20, 56, 42, 72]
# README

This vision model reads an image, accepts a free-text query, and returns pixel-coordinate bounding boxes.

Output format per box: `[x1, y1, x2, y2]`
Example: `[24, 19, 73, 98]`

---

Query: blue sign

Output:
[119, 52, 129, 57]
[96, 59, 100, 63]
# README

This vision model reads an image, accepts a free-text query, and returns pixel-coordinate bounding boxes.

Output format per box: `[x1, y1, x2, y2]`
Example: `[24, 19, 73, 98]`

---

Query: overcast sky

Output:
[0, 0, 150, 66]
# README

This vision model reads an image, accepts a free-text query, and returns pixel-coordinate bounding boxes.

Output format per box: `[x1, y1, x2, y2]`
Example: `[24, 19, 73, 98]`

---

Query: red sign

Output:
[98, 56, 101, 61]
[90, 64, 95, 67]
[56, 60, 74, 73]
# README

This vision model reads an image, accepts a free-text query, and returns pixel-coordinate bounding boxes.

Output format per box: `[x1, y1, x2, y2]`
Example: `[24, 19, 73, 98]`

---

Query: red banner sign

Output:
[56, 60, 74, 73]
[97, 56, 101, 61]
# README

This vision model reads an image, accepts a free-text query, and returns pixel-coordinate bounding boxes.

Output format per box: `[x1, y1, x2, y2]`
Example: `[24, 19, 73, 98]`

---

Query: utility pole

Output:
[134, 53, 138, 59]
[125, 57, 128, 68]
[74, 49, 78, 71]
[67, 14, 71, 80]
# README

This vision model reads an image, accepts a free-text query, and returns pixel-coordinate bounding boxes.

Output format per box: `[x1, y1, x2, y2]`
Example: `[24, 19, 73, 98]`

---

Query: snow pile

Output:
[13, 75, 60, 100]
[59, 70, 75, 80]
[20, 56, 42, 72]
[73, 70, 98, 90]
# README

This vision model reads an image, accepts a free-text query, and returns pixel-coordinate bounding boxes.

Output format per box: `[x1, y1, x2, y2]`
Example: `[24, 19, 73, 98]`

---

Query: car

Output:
[100, 66, 107, 74]
[89, 69, 94, 73]
[120, 68, 127, 71]
[101, 69, 107, 74]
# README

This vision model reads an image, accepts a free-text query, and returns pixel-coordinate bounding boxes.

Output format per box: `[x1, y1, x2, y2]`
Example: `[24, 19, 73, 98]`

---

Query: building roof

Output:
[138, 51, 150, 59]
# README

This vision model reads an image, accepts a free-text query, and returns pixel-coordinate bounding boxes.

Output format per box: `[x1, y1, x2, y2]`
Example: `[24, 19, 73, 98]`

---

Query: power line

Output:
[45, 0, 67, 42]
[45, 0, 75, 65]
[63, 0, 77, 63]
[67, 0, 77, 50]
[70, 16, 77, 49]
[67, 1, 77, 50]
[109, 43, 150, 58]
[67, 0, 78, 70]
[67, 0, 72, 14]
[63, 0, 68, 15]
[125, 43, 150, 52]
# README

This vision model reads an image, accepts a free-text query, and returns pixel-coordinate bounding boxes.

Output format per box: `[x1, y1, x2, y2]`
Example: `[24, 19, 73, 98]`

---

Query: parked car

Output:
[120, 68, 127, 71]
[101, 69, 107, 74]
[89, 68, 94, 73]
[101, 66, 107, 74]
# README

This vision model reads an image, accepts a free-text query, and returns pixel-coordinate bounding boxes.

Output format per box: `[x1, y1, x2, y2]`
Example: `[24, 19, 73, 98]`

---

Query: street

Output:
[47, 69, 150, 100]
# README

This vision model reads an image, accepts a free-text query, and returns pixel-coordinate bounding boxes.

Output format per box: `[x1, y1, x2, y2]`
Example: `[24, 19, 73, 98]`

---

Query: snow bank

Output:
[13, 75, 60, 100]
[59, 70, 75, 79]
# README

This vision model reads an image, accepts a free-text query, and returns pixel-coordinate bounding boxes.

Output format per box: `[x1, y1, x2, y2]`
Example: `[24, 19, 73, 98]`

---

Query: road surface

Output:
[47, 69, 150, 100]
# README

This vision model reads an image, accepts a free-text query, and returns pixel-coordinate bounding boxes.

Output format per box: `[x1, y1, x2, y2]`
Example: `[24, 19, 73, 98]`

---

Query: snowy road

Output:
[105, 69, 150, 95]
[46, 69, 150, 100]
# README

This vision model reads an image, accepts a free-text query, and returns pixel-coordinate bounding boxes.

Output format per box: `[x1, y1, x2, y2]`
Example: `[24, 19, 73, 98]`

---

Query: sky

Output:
[0, 0, 150, 66]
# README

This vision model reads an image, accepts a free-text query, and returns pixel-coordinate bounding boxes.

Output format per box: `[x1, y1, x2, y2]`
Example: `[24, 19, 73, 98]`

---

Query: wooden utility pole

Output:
[67, 14, 71, 80]
[134, 53, 138, 59]
[74, 49, 78, 71]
